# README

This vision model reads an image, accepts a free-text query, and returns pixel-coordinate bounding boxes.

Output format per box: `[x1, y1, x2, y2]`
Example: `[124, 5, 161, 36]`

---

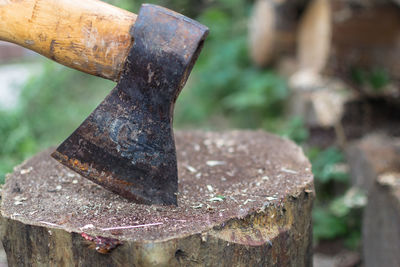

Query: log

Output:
[0, 131, 314, 267]
[248, 0, 311, 67]
[248, 0, 276, 67]
[297, 0, 332, 74]
[363, 172, 400, 267]
[345, 134, 400, 266]
[288, 77, 354, 147]
[289, 78, 352, 128]
[289, 78, 400, 147]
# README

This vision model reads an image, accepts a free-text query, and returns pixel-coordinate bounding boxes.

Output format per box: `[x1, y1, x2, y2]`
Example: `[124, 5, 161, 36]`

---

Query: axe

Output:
[0, 0, 208, 205]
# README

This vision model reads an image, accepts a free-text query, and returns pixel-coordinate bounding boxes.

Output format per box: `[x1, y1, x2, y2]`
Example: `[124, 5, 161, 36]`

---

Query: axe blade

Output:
[51, 4, 208, 205]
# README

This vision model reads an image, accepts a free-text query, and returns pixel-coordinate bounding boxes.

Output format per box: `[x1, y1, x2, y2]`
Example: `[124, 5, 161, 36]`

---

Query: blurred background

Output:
[0, 0, 399, 266]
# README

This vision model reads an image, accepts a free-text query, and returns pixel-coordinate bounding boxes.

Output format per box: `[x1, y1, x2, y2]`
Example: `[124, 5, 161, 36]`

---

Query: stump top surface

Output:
[1, 131, 313, 242]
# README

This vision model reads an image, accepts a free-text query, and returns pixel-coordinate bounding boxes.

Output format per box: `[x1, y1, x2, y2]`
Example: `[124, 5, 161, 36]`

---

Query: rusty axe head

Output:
[51, 4, 208, 205]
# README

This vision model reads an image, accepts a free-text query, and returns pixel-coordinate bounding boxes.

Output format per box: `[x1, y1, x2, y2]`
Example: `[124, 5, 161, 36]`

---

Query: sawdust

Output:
[1, 130, 313, 242]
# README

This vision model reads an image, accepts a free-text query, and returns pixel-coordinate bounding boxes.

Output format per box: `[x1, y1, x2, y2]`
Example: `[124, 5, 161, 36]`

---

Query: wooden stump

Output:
[0, 131, 314, 267]
[364, 172, 400, 267]
[345, 134, 400, 267]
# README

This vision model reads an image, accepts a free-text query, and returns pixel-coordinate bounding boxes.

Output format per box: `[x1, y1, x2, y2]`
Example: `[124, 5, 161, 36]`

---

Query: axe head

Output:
[51, 4, 208, 205]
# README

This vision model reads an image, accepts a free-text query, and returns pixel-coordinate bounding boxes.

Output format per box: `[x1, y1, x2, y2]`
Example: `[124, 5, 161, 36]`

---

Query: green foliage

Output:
[175, 2, 289, 130]
[313, 199, 363, 250]
[0, 60, 112, 182]
[309, 147, 349, 184]
[369, 68, 390, 90]
[313, 207, 348, 239]
[330, 188, 366, 217]
[309, 147, 365, 249]
[277, 117, 309, 144]
[351, 67, 390, 91]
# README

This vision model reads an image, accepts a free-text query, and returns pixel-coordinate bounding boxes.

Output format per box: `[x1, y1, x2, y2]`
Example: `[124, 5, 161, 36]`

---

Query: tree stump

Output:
[0, 131, 314, 267]
[345, 134, 400, 267]
[364, 172, 400, 267]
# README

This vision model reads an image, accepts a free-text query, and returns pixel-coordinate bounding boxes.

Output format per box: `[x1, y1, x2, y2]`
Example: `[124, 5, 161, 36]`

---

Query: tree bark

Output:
[1, 131, 314, 267]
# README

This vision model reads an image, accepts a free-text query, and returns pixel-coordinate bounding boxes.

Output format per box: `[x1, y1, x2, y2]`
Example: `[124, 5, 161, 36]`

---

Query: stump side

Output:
[363, 172, 400, 267]
[1, 130, 314, 266]
[1, 191, 314, 266]
[344, 134, 400, 267]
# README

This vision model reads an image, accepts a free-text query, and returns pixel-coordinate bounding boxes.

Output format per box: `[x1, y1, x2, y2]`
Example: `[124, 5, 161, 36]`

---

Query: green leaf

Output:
[279, 117, 309, 144]
[313, 207, 348, 240]
[310, 147, 349, 184]
[369, 68, 390, 91]
[330, 196, 351, 217]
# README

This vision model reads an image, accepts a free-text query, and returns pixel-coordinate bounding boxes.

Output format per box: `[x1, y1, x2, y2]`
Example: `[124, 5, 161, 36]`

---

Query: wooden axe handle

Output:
[0, 0, 137, 81]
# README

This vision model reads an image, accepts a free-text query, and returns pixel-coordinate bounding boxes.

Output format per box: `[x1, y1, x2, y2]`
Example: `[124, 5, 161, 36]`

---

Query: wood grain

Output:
[0, 0, 137, 81]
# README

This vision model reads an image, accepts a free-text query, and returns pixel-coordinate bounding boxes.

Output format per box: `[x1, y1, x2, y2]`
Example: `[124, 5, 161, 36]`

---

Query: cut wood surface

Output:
[1, 131, 314, 266]
[0, 0, 137, 81]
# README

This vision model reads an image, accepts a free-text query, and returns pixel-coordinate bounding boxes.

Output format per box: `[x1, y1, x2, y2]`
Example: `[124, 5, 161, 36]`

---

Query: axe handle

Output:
[0, 0, 137, 81]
